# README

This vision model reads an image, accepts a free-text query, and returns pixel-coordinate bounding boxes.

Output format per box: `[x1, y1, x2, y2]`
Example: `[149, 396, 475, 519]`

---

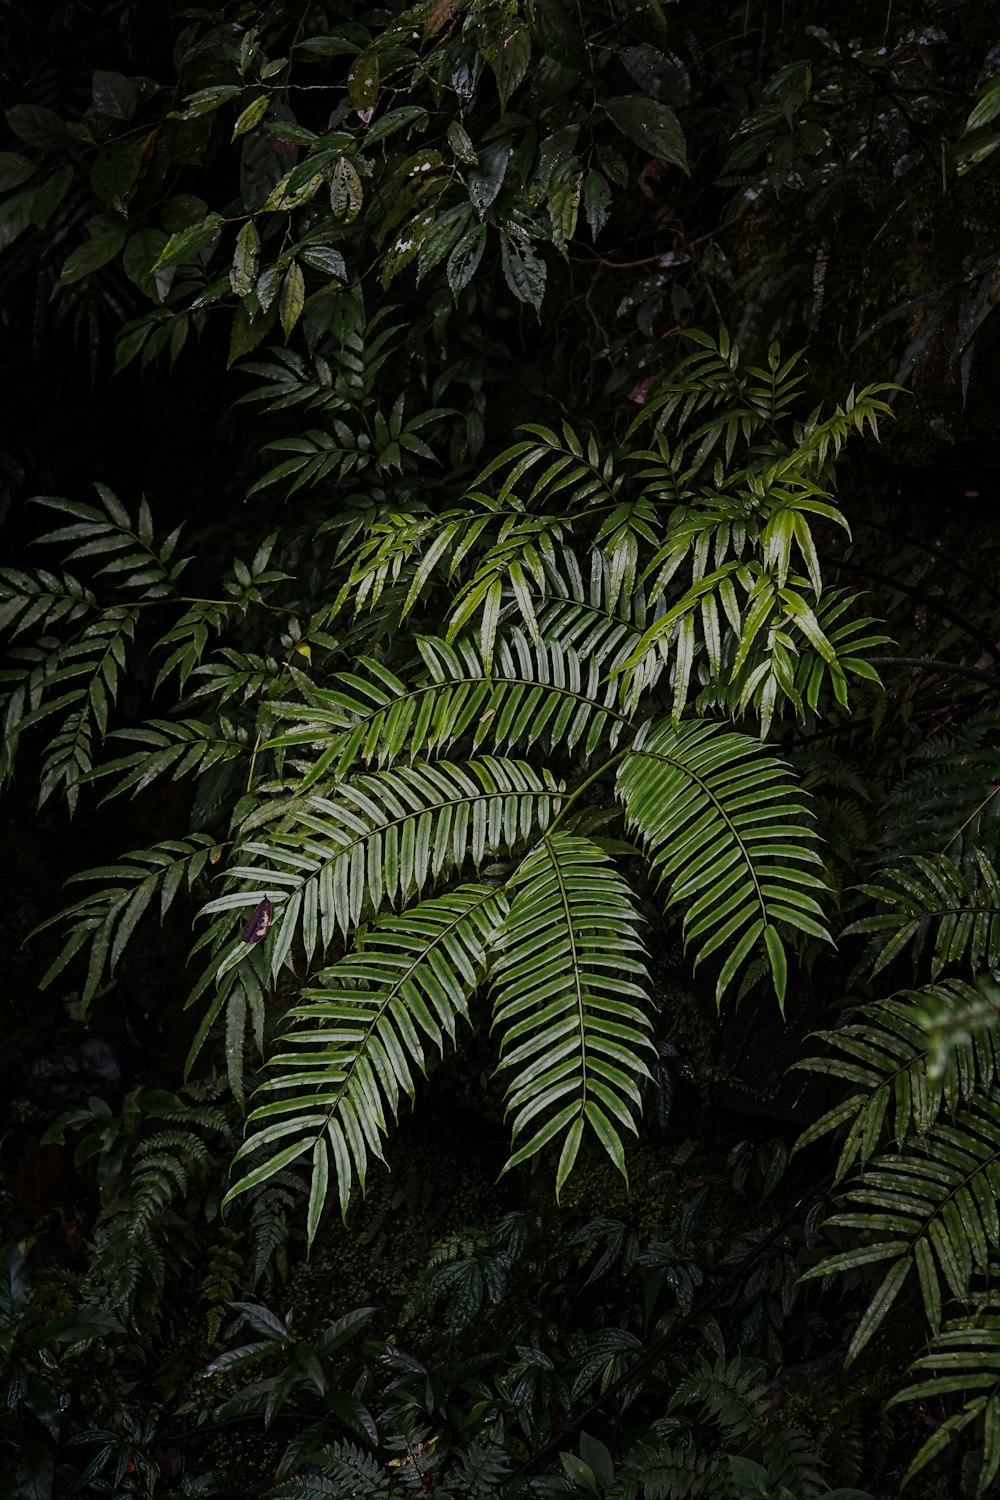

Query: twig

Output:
[867, 655, 1000, 690]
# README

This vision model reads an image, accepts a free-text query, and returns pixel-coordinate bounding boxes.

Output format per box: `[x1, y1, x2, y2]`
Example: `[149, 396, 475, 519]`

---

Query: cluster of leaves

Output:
[1, 1089, 883, 1499]
[1, 332, 894, 1235]
[5, 3, 1000, 1499]
[0, 0, 690, 378]
[3, 0, 998, 416]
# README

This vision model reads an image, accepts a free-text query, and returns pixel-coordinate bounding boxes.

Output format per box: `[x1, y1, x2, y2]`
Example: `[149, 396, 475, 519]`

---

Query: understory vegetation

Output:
[3, 1, 1000, 1496]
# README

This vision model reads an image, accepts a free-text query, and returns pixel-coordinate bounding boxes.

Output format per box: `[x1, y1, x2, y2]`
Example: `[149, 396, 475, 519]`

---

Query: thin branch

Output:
[867, 655, 1000, 690]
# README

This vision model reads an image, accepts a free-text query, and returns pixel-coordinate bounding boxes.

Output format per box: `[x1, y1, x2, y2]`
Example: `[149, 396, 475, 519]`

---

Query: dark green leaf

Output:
[30, 166, 73, 228]
[447, 224, 486, 297]
[494, 26, 531, 111]
[91, 70, 137, 121]
[0, 152, 35, 191]
[153, 212, 224, 269]
[231, 220, 260, 298]
[584, 169, 611, 239]
[603, 95, 687, 170]
[59, 215, 127, 284]
[348, 51, 379, 121]
[330, 157, 363, 221]
[301, 244, 347, 279]
[89, 141, 144, 207]
[6, 104, 70, 151]
[233, 94, 270, 140]
[500, 230, 545, 309]
[467, 139, 512, 214]
[279, 261, 305, 337]
[122, 229, 170, 298]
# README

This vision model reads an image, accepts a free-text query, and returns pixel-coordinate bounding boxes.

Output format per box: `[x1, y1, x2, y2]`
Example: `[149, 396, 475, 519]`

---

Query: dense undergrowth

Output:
[3, 2, 1000, 1497]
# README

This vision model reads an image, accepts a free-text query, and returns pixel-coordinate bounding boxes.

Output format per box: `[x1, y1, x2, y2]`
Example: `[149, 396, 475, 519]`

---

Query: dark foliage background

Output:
[3, 1, 1000, 1497]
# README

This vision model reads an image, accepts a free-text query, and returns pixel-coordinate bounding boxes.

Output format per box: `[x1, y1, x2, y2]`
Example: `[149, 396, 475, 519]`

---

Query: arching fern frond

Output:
[536, 550, 651, 647]
[619, 569, 885, 733]
[794, 984, 998, 1177]
[475, 418, 620, 513]
[32, 833, 224, 1009]
[803, 1090, 1000, 1359]
[629, 332, 808, 442]
[492, 833, 652, 1190]
[616, 721, 830, 1007]
[204, 757, 563, 981]
[847, 851, 1000, 981]
[443, 508, 569, 668]
[227, 882, 506, 1229]
[889, 1307, 1000, 1496]
[0, 607, 139, 809]
[90, 716, 251, 799]
[533, 555, 667, 710]
[266, 632, 628, 788]
[0, 564, 96, 637]
[421, 634, 628, 757]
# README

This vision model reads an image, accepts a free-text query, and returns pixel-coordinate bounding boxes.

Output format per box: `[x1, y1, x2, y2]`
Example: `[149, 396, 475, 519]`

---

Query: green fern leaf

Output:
[793, 984, 998, 1177]
[847, 851, 1000, 981]
[616, 720, 830, 1007]
[266, 632, 628, 786]
[890, 1309, 1000, 1497]
[227, 882, 506, 1229]
[492, 833, 652, 1188]
[31, 834, 223, 1008]
[803, 1091, 1000, 1360]
[204, 757, 563, 982]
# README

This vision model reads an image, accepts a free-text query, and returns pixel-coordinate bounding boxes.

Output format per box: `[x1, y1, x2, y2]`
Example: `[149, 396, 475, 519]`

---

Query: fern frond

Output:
[847, 851, 1000, 981]
[449, 1434, 512, 1499]
[32, 833, 223, 1008]
[0, 607, 139, 809]
[90, 717, 250, 799]
[616, 721, 830, 1007]
[492, 833, 652, 1188]
[669, 1354, 829, 1497]
[85, 1111, 228, 1316]
[184, 947, 271, 1102]
[151, 530, 289, 689]
[629, 333, 807, 444]
[477, 419, 620, 512]
[794, 984, 998, 1176]
[266, 633, 627, 787]
[31, 485, 185, 588]
[247, 1182, 298, 1287]
[615, 1439, 722, 1499]
[535, 549, 657, 655]
[444, 508, 569, 668]
[803, 1090, 1000, 1359]
[621, 567, 883, 732]
[722, 585, 887, 731]
[228, 882, 506, 1229]
[0, 566, 96, 637]
[205, 757, 563, 982]
[876, 715, 1000, 862]
[266, 1439, 390, 1498]
[336, 506, 474, 619]
[911, 979, 1000, 1082]
[889, 1308, 1000, 1496]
